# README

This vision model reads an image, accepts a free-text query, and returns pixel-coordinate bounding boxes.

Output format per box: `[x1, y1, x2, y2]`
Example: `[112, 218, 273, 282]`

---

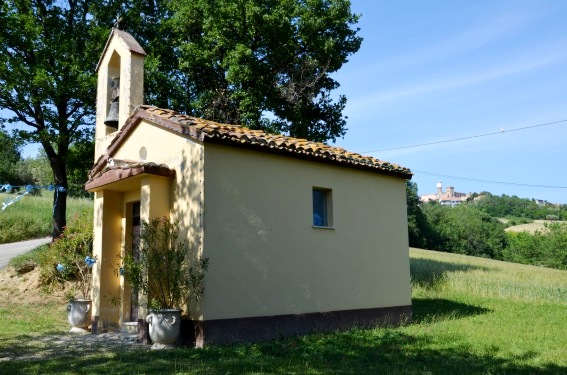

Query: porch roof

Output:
[85, 159, 175, 192]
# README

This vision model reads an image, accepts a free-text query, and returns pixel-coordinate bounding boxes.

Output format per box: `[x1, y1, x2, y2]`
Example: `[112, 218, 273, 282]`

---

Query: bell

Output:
[104, 100, 119, 128]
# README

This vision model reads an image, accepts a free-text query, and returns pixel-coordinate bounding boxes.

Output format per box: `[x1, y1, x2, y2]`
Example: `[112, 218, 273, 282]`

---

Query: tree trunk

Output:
[52, 186, 67, 239]
[51, 155, 68, 240]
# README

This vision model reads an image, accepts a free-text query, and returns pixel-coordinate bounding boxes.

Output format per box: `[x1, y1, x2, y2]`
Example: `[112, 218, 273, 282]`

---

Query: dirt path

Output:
[0, 265, 147, 361]
[0, 331, 145, 362]
[0, 237, 51, 270]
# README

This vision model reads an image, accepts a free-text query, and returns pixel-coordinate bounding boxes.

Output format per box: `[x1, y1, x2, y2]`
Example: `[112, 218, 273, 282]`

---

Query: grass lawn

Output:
[0, 248, 565, 374]
[0, 193, 93, 243]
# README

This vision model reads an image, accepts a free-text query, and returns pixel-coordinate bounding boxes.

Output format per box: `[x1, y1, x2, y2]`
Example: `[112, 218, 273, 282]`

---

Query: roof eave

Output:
[203, 135, 413, 179]
[85, 163, 175, 192]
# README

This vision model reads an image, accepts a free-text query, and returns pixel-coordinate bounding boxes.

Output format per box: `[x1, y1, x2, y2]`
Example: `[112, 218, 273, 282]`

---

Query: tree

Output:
[98, 0, 362, 143]
[504, 223, 567, 270]
[67, 137, 95, 197]
[1, 0, 361, 238]
[406, 181, 429, 248]
[0, 1, 105, 237]
[171, 0, 361, 142]
[18, 153, 51, 188]
[0, 129, 23, 185]
[474, 193, 564, 220]
[422, 204, 507, 259]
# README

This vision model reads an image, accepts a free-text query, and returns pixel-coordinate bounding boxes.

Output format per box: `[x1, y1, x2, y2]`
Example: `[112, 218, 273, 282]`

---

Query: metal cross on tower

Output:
[114, 14, 123, 29]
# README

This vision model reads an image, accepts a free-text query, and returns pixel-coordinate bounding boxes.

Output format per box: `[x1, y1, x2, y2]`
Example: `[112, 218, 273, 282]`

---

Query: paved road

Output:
[0, 237, 51, 270]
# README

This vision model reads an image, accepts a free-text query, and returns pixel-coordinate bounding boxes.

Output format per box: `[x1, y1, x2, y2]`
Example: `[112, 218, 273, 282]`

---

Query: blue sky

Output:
[332, 0, 567, 203]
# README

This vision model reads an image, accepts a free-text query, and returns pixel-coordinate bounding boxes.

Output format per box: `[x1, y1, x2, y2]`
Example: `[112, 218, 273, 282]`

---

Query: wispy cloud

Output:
[347, 41, 567, 112]
[370, 6, 552, 73]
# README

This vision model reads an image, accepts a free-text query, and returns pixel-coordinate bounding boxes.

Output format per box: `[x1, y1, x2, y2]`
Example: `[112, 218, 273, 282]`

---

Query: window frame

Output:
[312, 187, 333, 229]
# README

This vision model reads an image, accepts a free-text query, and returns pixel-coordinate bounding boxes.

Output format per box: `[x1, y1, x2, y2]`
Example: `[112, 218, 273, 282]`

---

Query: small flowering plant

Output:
[56, 255, 97, 300]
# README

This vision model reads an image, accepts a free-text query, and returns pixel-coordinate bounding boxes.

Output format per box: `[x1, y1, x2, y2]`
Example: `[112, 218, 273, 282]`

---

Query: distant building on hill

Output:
[535, 199, 548, 207]
[420, 182, 470, 206]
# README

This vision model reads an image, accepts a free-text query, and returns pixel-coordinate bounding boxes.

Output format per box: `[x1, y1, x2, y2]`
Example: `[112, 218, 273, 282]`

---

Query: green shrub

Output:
[503, 223, 567, 270]
[119, 217, 208, 311]
[421, 204, 507, 259]
[38, 209, 94, 299]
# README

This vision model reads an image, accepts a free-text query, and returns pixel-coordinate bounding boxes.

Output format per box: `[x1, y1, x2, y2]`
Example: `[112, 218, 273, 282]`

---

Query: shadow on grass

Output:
[410, 257, 490, 289]
[411, 298, 492, 324]
[1, 329, 564, 375]
[0, 331, 144, 364]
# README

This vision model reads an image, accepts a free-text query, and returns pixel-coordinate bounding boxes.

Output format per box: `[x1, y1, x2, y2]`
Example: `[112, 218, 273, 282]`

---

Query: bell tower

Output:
[94, 28, 146, 161]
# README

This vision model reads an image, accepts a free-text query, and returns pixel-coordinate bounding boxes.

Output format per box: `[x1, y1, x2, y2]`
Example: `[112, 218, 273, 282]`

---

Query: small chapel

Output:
[86, 28, 413, 346]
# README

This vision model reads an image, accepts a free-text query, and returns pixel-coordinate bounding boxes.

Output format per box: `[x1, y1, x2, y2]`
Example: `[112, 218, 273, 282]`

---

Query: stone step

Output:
[121, 321, 138, 334]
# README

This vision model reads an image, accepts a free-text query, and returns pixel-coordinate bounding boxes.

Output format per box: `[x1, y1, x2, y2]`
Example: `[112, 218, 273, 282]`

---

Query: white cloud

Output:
[347, 41, 567, 112]
[376, 9, 544, 72]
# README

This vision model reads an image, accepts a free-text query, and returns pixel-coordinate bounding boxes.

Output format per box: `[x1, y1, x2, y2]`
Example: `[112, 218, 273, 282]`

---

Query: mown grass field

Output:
[504, 219, 567, 234]
[0, 248, 565, 374]
[0, 193, 92, 243]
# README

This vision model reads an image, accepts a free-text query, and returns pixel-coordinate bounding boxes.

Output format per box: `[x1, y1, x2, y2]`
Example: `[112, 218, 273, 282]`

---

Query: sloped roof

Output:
[95, 28, 147, 72]
[88, 105, 412, 182]
[85, 159, 175, 191]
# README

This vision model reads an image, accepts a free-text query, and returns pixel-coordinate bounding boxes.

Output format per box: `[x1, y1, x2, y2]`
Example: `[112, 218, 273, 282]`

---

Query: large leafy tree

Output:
[0, 0, 106, 238]
[421, 204, 508, 259]
[1, 0, 361, 239]
[99, 0, 362, 143]
[170, 0, 362, 142]
[0, 129, 23, 185]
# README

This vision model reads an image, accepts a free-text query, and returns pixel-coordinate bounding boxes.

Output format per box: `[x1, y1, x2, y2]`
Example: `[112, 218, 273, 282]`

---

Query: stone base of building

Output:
[188, 305, 412, 347]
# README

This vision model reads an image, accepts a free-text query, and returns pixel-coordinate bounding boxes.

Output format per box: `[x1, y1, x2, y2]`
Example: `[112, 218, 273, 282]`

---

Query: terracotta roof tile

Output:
[96, 105, 412, 180]
[85, 159, 175, 191]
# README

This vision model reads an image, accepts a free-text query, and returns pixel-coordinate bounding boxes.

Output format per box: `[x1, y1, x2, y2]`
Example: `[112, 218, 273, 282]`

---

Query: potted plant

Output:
[119, 217, 208, 349]
[57, 256, 96, 332]
[46, 211, 96, 332]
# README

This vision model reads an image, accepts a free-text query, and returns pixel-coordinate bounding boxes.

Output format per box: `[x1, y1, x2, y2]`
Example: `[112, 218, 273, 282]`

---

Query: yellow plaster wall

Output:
[111, 120, 205, 318]
[113, 120, 192, 166]
[201, 144, 411, 320]
[119, 192, 140, 324]
[91, 190, 123, 324]
[112, 121, 205, 259]
[170, 137, 205, 319]
[95, 35, 144, 161]
[112, 120, 204, 243]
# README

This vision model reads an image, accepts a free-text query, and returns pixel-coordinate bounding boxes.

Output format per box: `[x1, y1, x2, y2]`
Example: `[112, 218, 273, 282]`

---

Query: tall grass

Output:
[0, 247, 565, 374]
[411, 248, 567, 302]
[409, 248, 567, 372]
[0, 192, 92, 243]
